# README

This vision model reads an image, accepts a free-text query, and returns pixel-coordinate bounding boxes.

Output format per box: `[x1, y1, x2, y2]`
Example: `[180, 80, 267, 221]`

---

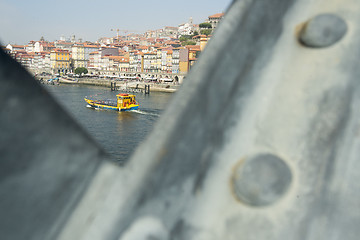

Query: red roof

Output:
[11, 45, 25, 49]
[209, 13, 224, 19]
[52, 48, 69, 53]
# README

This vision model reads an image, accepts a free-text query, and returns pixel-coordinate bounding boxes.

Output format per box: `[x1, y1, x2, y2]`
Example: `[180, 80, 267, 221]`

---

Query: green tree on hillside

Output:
[181, 41, 196, 46]
[200, 29, 212, 36]
[180, 35, 197, 46]
[192, 31, 199, 36]
[179, 35, 192, 42]
[199, 22, 212, 29]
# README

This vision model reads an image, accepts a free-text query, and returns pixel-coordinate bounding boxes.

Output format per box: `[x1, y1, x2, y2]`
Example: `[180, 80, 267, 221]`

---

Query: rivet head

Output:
[299, 13, 347, 48]
[232, 154, 292, 206]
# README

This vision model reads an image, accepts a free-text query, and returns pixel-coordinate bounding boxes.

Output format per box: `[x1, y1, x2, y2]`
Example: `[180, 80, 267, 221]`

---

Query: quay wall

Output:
[87, 71, 186, 83]
[58, 77, 180, 93]
[77, 78, 112, 87]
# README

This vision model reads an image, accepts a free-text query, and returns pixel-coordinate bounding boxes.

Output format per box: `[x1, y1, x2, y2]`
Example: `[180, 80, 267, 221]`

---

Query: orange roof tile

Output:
[52, 48, 69, 53]
[209, 13, 224, 18]
[84, 44, 100, 48]
[12, 45, 25, 48]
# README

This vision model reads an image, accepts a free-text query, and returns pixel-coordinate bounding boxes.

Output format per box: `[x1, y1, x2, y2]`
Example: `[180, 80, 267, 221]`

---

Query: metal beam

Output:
[1, 0, 360, 239]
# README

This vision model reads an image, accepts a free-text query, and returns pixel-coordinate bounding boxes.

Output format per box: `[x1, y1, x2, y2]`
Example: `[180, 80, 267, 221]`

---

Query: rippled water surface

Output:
[46, 84, 174, 163]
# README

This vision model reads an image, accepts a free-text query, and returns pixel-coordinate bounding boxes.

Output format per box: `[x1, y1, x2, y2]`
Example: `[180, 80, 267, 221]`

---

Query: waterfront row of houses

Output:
[4, 37, 206, 75]
[2, 13, 224, 76]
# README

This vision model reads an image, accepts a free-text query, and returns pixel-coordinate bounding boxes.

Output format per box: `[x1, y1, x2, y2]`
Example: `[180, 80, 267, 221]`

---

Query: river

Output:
[45, 84, 174, 163]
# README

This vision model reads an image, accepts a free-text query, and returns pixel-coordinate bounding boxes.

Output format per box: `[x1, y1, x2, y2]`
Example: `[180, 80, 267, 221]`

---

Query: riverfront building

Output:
[33, 41, 55, 53]
[172, 48, 180, 74]
[84, 43, 101, 68]
[50, 48, 70, 73]
[5, 12, 223, 78]
[143, 52, 157, 73]
[32, 52, 51, 71]
[72, 44, 86, 69]
[88, 51, 101, 71]
[207, 13, 225, 29]
[6, 44, 25, 52]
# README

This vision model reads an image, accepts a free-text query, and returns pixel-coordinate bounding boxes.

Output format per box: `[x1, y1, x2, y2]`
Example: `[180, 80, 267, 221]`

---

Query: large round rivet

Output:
[299, 13, 347, 48]
[232, 154, 292, 206]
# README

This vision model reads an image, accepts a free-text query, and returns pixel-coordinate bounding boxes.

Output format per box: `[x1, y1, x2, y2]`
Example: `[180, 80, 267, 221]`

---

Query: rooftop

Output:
[209, 13, 224, 19]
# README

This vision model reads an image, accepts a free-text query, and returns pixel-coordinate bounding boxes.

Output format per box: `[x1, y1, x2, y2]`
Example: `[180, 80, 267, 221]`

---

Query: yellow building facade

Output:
[179, 61, 189, 73]
[50, 48, 70, 73]
[179, 45, 201, 74]
[200, 36, 209, 51]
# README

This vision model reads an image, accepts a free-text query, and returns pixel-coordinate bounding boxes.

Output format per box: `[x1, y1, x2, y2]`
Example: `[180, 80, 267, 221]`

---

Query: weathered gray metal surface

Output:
[0, 48, 110, 239]
[2, 0, 360, 239]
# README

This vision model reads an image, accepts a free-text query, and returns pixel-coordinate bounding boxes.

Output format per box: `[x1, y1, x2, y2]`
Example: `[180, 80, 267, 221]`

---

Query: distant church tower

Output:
[189, 17, 193, 25]
[71, 35, 76, 43]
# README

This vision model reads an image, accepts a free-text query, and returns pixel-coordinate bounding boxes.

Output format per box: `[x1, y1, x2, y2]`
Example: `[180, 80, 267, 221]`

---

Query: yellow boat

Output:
[84, 93, 139, 111]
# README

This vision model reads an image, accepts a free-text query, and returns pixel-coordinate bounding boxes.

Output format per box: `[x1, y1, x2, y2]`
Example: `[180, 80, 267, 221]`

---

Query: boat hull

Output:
[84, 98, 139, 111]
[120, 105, 139, 111]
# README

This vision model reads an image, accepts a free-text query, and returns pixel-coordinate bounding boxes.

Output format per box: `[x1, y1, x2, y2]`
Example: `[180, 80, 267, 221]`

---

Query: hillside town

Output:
[2, 13, 224, 81]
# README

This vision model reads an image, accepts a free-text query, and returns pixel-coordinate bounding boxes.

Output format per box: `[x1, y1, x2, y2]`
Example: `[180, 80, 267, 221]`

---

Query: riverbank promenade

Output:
[42, 76, 180, 93]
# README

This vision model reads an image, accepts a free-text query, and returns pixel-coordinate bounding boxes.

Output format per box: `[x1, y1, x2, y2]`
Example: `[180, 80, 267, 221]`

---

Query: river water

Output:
[45, 84, 174, 163]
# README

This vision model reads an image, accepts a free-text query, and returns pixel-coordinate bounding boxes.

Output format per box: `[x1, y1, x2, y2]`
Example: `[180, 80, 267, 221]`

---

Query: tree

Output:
[199, 22, 212, 29]
[200, 29, 212, 36]
[179, 35, 192, 42]
[181, 41, 196, 46]
[74, 67, 88, 76]
[192, 31, 199, 36]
